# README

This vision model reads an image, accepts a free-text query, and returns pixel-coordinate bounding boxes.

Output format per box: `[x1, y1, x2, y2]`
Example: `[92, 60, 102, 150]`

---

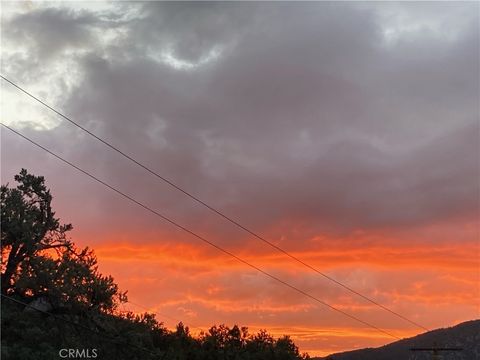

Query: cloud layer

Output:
[1, 2, 478, 356]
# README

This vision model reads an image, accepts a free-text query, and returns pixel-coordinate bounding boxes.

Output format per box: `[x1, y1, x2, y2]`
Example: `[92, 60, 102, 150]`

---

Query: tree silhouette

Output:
[1, 169, 72, 295]
[1, 169, 126, 314]
[1, 170, 309, 360]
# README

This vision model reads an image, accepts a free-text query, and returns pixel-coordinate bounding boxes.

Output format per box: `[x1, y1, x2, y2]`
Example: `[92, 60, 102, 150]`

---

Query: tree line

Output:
[1, 169, 309, 360]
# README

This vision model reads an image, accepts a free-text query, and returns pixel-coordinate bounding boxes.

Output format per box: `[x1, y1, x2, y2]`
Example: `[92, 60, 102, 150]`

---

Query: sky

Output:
[1, 1, 479, 357]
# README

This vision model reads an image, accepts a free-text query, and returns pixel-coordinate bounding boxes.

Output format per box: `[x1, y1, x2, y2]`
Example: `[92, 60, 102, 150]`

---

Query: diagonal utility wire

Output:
[1, 74, 429, 332]
[2, 123, 402, 340]
[1, 294, 163, 358]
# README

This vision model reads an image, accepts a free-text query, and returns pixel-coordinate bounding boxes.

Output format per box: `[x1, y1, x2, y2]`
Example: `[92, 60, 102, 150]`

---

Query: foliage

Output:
[1, 170, 309, 360]
[1, 169, 72, 294]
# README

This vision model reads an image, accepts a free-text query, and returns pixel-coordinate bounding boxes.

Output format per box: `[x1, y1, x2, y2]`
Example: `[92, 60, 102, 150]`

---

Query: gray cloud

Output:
[1, 2, 478, 245]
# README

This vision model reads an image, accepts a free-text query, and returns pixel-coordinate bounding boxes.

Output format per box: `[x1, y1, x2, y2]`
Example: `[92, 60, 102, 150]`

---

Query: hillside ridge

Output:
[315, 319, 480, 360]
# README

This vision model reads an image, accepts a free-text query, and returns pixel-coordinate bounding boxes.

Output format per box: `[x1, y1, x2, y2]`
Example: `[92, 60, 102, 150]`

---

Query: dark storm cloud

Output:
[2, 5, 127, 83]
[5, 8, 96, 59]
[2, 2, 478, 242]
[257, 123, 478, 230]
[132, 2, 256, 62]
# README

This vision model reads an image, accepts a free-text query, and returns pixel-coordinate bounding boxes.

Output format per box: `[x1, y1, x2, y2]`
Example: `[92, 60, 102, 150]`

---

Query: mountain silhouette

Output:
[316, 320, 479, 360]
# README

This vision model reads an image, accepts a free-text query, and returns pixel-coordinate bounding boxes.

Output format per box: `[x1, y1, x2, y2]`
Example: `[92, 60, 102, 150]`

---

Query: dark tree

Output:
[1, 170, 309, 360]
[1, 169, 72, 294]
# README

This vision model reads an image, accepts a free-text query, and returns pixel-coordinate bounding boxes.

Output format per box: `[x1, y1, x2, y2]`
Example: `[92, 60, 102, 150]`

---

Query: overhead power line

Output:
[2, 123, 401, 340]
[1, 294, 162, 358]
[0, 74, 429, 333]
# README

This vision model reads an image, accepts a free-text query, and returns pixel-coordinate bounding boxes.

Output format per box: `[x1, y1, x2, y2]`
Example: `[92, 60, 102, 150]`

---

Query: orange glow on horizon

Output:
[67, 228, 480, 357]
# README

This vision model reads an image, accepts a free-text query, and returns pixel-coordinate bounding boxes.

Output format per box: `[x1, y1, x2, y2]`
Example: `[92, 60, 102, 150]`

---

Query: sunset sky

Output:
[1, 1, 479, 357]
